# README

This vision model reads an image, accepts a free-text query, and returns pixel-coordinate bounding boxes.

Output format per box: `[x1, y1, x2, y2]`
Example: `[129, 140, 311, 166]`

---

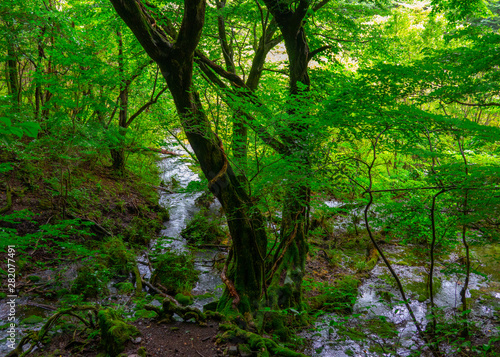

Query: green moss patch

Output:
[21, 315, 44, 324]
[308, 275, 360, 313]
[181, 208, 225, 245]
[98, 308, 139, 357]
[151, 251, 198, 295]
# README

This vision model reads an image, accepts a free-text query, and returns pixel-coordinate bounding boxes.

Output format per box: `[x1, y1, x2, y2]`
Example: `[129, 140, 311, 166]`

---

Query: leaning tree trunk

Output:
[110, 0, 268, 314]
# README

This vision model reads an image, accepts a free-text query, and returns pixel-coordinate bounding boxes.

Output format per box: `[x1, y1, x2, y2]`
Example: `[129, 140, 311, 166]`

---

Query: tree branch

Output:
[109, 0, 172, 62]
[124, 86, 168, 127]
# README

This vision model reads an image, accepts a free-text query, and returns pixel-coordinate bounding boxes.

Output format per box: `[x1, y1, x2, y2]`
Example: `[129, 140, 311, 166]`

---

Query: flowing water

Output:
[140, 138, 224, 308]
[301, 202, 500, 357]
[151, 150, 499, 356]
[2, 142, 498, 356]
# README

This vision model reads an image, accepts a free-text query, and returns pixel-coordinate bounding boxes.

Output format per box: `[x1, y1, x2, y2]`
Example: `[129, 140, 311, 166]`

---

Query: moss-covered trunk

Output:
[262, 0, 312, 310]
[110, 0, 268, 314]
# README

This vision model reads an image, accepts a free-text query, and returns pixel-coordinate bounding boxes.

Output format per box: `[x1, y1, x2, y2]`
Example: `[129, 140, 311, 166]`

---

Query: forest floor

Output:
[1, 148, 499, 357]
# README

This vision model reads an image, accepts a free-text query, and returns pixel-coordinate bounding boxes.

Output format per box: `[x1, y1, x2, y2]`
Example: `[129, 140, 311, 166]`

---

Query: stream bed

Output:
[140, 138, 224, 309]
[151, 142, 499, 356]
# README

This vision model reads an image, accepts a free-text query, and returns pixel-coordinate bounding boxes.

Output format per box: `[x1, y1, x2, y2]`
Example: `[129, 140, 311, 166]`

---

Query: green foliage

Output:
[305, 276, 360, 314]
[125, 215, 164, 246]
[150, 250, 198, 295]
[98, 308, 139, 357]
[71, 261, 110, 299]
[181, 208, 225, 245]
[174, 293, 194, 306]
[0, 210, 94, 255]
[101, 236, 136, 275]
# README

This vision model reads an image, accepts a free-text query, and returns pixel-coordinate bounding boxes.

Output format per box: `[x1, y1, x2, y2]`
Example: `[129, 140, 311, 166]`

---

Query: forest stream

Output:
[140, 142, 500, 356]
[1, 140, 499, 357]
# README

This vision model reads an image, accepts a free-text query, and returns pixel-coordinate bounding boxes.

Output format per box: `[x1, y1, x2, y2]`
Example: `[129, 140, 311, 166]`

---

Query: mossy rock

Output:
[150, 251, 198, 295]
[138, 346, 147, 357]
[27, 275, 41, 283]
[102, 237, 135, 274]
[309, 275, 360, 313]
[405, 278, 442, 303]
[175, 293, 193, 306]
[134, 309, 157, 319]
[365, 317, 397, 339]
[203, 301, 219, 312]
[71, 263, 110, 298]
[181, 208, 225, 245]
[98, 308, 139, 357]
[376, 290, 394, 302]
[22, 315, 44, 324]
[116, 282, 135, 294]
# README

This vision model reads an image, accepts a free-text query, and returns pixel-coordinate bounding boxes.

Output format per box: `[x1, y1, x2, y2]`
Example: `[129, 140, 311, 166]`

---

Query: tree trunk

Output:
[110, 30, 129, 174]
[110, 0, 268, 314]
[262, 0, 312, 310]
[7, 41, 20, 104]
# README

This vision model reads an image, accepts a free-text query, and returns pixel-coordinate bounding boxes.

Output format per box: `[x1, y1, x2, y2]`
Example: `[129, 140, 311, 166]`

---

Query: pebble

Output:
[132, 337, 142, 344]
[228, 345, 238, 355]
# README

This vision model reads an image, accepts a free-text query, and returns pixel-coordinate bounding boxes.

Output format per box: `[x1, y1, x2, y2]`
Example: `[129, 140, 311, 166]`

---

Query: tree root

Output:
[145, 298, 224, 325]
[6, 305, 97, 357]
[218, 324, 306, 357]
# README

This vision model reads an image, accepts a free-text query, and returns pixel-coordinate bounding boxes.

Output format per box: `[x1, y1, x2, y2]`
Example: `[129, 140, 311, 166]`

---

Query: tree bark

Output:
[262, 0, 312, 309]
[109, 0, 268, 313]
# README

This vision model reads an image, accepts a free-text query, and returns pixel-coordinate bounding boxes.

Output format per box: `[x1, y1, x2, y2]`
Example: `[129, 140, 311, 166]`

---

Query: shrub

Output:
[150, 251, 198, 295]
[181, 208, 225, 245]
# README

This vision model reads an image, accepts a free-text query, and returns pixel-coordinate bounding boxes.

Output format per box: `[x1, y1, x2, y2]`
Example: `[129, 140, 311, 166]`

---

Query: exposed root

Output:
[6, 305, 97, 357]
[145, 298, 224, 325]
[141, 278, 180, 306]
[218, 324, 306, 357]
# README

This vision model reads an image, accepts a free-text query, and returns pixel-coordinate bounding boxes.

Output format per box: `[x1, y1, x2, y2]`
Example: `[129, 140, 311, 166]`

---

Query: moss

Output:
[203, 301, 218, 312]
[175, 293, 193, 306]
[138, 346, 147, 357]
[71, 262, 110, 298]
[101, 236, 135, 275]
[98, 308, 139, 357]
[266, 312, 292, 342]
[145, 299, 207, 324]
[405, 277, 442, 303]
[181, 207, 225, 245]
[365, 317, 397, 339]
[116, 282, 134, 294]
[309, 275, 360, 313]
[218, 324, 306, 357]
[150, 251, 198, 295]
[376, 290, 395, 302]
[125, 216, 163, 246]
[21, 315, 44, 324]
[27, 275, 41, 283]
[134, 309, 157, 319]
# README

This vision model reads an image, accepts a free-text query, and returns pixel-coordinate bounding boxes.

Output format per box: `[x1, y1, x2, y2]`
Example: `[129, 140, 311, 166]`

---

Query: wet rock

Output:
[228, 345, 238, 355]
